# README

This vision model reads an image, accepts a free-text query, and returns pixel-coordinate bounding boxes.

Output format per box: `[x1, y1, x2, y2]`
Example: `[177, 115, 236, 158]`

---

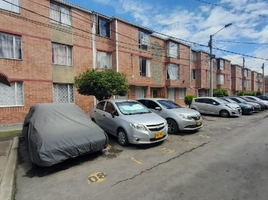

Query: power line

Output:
[213, 44, 243, 65]
[214, 39, 268, 45]
[196, 0, 268, 19]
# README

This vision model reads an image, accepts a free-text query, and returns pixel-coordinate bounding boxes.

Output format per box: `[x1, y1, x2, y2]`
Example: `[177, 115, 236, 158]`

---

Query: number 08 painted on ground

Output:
[87, 172, 107, 184]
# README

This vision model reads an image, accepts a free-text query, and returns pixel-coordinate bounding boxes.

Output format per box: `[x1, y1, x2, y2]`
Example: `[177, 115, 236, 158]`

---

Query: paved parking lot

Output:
[15, 111, 268, 200]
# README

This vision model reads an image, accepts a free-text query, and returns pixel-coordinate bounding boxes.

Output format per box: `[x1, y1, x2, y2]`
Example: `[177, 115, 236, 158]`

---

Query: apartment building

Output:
[0, 0, 266, 125]
[251, 71, 263, 93]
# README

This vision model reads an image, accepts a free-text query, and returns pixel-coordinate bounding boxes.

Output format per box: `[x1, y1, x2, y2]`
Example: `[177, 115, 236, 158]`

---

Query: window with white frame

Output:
[192, 69, 196, 80]
[98, 18, 110, 38]
[0, 0, 20, 13]
[167, 41, 178, 58]
[52, 43, 73, 66]
[244, 69, 248, 77]
[179, 88, 186, 99]
[239, 79, 242, 87]
[97, 51, 112, 69]
[53, 83, 74, 103]
[217, 74, 225, 85]
[0, 32, 22, 59]
[167, 63, 179, 80]
[258, 83, 261, 89]
[139, 31, 150, 51]
[135, 86, 146, 99]
[0, 82, 23, 106]
[239, 68, 242, 75]
[50, 3, 71, 26]
[244, 80, 248, 88]
[191, 51, 196, 62]
[139, 57, 151, 77]
[257, 74, 261, 80]
[217, 59, 225, 70]
[167, 88, 175, 101]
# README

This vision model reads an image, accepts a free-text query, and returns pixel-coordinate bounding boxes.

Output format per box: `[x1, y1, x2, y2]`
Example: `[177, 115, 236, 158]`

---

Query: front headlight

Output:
[179, 114, 191, 120]
[130, 123, 147, 132]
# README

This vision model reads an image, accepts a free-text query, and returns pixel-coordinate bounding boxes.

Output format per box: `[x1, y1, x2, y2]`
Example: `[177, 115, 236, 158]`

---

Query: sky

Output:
[67, 0, 268, 75]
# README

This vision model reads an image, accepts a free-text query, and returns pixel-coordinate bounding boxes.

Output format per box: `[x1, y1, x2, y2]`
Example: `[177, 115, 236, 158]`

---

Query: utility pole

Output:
[242, 57, 245, 96]
[262, 63, 265, 95]
[209, 35, 213, 97]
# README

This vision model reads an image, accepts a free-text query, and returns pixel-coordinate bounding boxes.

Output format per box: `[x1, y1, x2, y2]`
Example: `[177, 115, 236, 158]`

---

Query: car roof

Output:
[100, 99, 137, 103]
[193, 97, 218, 99]
[137, 98, 167, 101]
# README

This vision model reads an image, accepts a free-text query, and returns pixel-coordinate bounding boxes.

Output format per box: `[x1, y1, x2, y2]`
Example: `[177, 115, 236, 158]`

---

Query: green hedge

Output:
[237, 91, 257, 96]
[184, 95, 196, 106]
[213, 88, 229, 97]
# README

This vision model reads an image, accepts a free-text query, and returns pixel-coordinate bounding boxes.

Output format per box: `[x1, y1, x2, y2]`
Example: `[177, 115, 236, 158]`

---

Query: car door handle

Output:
[94, 111, 96, 112]
[103, 114, 106, 117]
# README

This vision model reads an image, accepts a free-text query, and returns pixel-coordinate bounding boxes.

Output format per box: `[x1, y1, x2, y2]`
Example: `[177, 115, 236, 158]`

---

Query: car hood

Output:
[226, 103, 240, 109]
[166, 108, 201, 116]
[238, 103, 252, 108]
[123, 113, 165, 125]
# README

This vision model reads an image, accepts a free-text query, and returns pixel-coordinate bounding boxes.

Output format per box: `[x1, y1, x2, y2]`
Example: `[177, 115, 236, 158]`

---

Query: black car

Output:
[257, 96, 268, 101]
[239, 96, 266, 110]
[228, 97, 261, 112]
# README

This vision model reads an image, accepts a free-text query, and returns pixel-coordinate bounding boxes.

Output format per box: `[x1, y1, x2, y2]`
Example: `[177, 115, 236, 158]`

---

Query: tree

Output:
[184, 95, 196, 107]
[75, 69, 130, 101]
[213, 88, 229, 97]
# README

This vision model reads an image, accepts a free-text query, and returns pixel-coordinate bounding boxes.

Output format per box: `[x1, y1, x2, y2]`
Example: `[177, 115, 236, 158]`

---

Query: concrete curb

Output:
[0, 137, 19, 200]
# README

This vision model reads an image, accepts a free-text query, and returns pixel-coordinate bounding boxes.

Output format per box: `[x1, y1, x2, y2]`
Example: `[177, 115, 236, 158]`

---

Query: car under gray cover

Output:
[22, 103, 108, 167]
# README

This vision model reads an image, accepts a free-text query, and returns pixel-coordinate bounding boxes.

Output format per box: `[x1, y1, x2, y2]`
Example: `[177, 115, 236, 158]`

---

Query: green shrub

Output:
[213, 88, 229, 97]
[184, 95, 196, 106]
[237, 91, 257, 96]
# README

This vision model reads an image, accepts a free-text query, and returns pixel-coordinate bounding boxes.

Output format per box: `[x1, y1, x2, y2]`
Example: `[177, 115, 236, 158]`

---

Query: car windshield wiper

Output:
[135, 112, 149, 114]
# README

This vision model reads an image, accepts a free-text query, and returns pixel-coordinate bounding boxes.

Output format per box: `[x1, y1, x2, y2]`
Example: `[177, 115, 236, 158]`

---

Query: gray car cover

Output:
[22, 103, 108, 167]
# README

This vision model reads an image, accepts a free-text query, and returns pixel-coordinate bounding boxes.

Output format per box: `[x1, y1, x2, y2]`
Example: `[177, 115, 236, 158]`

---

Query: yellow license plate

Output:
[197, 121, 202, 126]
[239, 109, 242, 113]
[155, 132, 163, 139]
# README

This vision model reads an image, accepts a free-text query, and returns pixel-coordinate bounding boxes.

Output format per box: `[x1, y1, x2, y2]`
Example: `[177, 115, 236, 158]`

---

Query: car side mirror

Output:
[213, 102, 218, 105]
[155, 107, 162, 110]
[111, 110, 118, 118]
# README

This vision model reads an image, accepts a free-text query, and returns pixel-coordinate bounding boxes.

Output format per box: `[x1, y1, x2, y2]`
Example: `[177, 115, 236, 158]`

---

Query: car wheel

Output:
[167, 119, 179, 134]
[220, 110, 230, 117]
[117, 129, 129, 146]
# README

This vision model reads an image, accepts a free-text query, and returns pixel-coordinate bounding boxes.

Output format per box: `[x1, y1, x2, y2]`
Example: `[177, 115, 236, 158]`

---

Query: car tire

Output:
[167, 119, 179, 134]
[219, 110, 230, 117]
[117, 129, 129, 146]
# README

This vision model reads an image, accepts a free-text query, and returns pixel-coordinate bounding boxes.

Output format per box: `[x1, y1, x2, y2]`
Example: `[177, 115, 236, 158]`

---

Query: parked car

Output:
[228, 96, 261, 112]
[190, 97, 242, 117]
[137, 98, 202, 134]
[243, 96, 268, 108]
[90, 99, 168, 146]
[257, 95, 268, 101]
[220, 97, 254, 115]
[22, 103, 109, 167]
[239, 96, 267, 110]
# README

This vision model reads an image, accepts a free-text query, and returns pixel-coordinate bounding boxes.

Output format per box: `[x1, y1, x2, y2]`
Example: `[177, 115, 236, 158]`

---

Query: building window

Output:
[244, 80, 248, 88]
[97, 51, 112, 69]
[239, 68, 242, 75]
[0, 0, 20, 13]
[50, 3, 71, 26]
[139, 57, 151, 77]
[191, 51, 196, 62]
[0, 32, 22, 59]
[52, 43, 73, 66]
[257, 74, 261, 80]
[166, 41, 178, 58]
[0, 82, 24, 106]
[98, 18, 110, 38]
[244, 69, 248, 77]
[239, 79, 242, 87]
[258, 83, 261, 89]
[135, 86, 146, 99]
[217, 74, 225, 85]
[192, 70, 196, 80]
[217, 59, 225, 70]
[139, 31, 150, 51]
[179, 88, 186, 99]
[167, 88, 175, 101]
[167, 64, 179, 80]
[53, 83, 74, 103]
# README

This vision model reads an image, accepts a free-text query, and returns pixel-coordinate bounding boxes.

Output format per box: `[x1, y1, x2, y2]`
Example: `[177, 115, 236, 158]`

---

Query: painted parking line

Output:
[161, 147, 175, 153]
[181, 138, 198, 145]
[199, 135, 210, 138]
[131, 157, 143, 165]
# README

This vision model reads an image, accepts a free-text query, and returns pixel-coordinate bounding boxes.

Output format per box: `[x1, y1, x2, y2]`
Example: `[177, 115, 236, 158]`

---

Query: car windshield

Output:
[157, 100, 182, 109]
[115, 101, 150, 115]
[221, 98, 230, 103]
[224, 98, 237, 104]
[236, 97, 246, 103]
[216, 98, 225, 104]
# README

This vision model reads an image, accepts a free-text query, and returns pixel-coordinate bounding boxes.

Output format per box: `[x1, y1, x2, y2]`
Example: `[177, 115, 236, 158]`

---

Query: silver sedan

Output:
[90, 99, 168, 146]
[137, 98, 203, 134]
